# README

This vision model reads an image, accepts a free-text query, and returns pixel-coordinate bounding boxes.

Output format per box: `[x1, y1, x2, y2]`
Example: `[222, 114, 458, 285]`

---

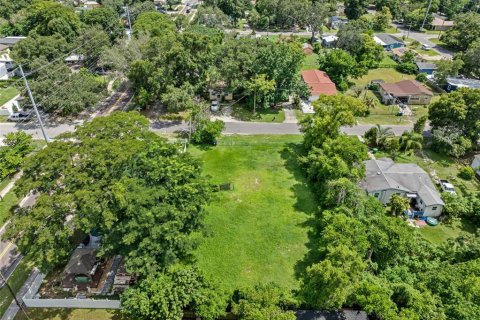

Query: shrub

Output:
[416, 72, 428, 83]
[192, 119, 225, 145]
[458, 166, 475, 180]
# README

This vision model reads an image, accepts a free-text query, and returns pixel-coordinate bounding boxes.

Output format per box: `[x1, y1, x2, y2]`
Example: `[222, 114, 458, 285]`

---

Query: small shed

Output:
[416, 62, 437, 75]
[302, 43, 314, 55]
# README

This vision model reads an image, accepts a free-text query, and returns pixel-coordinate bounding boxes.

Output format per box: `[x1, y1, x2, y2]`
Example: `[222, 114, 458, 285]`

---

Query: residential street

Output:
[0, 120, 414, 139]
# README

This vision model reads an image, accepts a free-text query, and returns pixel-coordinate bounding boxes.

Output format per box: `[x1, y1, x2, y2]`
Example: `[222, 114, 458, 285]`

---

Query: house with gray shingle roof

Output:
[360, 158, 444, 217]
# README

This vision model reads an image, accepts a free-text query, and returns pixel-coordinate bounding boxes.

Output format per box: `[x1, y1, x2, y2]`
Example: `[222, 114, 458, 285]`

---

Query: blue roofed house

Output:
[416, 62, 437, 76]
[361, 158, 444, 217]
[444, 77, 480, 92]
[373, 34, 405, 50]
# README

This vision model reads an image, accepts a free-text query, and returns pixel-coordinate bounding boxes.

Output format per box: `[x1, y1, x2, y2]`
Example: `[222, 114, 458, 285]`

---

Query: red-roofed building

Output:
[301, 70, 337, 101]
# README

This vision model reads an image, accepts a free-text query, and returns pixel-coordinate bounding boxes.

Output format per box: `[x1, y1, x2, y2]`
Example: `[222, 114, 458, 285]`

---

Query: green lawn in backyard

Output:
[191, 135, 315, 293]
[417, 219, 476, 245]
[15, 309, 124, 320]
[378, 54, 397, 68]
[351, 68, 416, 87]
[231, 105, 285, 123]
[0, 87, 19, 107]
[301, 53, 319, 71]
[0, 259, 33, 316]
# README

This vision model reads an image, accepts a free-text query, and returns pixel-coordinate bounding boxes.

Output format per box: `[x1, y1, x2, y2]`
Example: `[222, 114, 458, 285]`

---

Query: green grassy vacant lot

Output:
[0, 87, 19, 106]
[191, 135, 315, 292]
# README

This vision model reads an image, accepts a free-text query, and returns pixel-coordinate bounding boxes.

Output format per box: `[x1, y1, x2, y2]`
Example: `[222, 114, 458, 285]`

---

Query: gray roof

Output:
[446, 77, 480, 89]
[362, 158, 444, 206]
[297, 310, 368, 320]
[0, 37, 26, 46]
[375, 34, 404, 46]
[416, 62, 437, 70]
[64, 247, 97, 275]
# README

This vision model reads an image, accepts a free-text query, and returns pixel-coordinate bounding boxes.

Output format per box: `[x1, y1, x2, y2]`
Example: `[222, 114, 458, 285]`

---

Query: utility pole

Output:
[0, 271, 31, 320]
[126, 4, 133, 41]
[19, 65, 49, 144]
[421, 0, 433, 30]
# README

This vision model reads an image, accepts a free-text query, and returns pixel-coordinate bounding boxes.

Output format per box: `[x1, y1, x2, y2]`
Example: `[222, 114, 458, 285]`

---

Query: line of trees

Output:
[296, 94, 480, 319]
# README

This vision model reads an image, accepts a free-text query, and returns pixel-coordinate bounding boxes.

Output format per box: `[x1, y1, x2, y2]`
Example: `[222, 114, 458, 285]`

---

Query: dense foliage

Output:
[4, 112, 212, 275]
[428, 88, 480, 157]
[0, 132, 34, 181]
[298, 95, 480, 319]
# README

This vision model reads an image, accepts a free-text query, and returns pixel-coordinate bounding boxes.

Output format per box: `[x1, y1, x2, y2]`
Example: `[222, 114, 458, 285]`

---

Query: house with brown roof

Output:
[378, 80, 433, 105]
[301, 70, 337, 102]
[431, 16, 454, 31]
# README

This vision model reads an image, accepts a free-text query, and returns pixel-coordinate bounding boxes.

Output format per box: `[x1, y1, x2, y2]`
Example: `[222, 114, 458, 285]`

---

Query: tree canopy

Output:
[4, 112, 213, 275]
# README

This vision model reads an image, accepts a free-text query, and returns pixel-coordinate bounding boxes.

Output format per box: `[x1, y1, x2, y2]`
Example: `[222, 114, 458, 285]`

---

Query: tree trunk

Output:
[253, 90, 256, 114]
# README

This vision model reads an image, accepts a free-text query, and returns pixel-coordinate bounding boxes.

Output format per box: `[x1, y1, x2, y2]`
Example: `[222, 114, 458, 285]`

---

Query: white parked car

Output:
[210, 101, 220, 112]
[421, 44, 431, 50]
[440, 179, 457, 195]
[7, 111, 31, 122]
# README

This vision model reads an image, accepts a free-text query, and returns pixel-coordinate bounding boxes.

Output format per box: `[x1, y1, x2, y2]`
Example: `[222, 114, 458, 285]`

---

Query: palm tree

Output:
[399, 131, 423, 154]
[375, 124, 394, 148]
[364, 96, 377, 111]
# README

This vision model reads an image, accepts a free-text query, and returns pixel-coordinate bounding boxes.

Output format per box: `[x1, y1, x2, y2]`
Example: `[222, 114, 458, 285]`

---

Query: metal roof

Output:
[416, 62, 437, 70]
[374, 34, 404, 46]
[361, 158, 444, 206]
[446, 77, 480, 89]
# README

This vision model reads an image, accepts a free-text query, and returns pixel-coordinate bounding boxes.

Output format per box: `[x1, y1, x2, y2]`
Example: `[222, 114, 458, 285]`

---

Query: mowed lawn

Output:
[191, 135, 315, 292]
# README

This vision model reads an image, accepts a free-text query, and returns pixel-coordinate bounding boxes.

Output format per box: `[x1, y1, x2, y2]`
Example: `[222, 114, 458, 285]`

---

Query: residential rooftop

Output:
[361, 158, 443, 207]
[379, 79, 433, 96]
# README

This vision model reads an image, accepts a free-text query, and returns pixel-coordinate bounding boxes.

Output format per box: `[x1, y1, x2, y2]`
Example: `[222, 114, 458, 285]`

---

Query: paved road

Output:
[0, 121, 414, 139]
[391, 23, 453, 59]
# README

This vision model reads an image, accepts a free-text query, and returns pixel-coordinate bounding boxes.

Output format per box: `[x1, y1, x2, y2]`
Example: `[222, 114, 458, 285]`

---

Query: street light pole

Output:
[19, 65, 49, 144]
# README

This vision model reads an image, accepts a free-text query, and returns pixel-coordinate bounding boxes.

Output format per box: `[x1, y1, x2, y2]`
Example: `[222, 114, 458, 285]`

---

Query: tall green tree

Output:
[247, 74, 276, 113]
[121, 266, 227, 320]
[0, 132, 34, 180]
[318, 49, 365, 90]
[24, 0, 81, 40]
[344, 0, 370, 20]
[442, 12, 480, 51]
[4, 112, 212, 274]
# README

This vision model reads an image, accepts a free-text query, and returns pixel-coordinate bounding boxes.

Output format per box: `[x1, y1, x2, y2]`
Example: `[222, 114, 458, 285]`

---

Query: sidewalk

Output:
[1, 268, 40, 320]
[0, 172, 22, 200]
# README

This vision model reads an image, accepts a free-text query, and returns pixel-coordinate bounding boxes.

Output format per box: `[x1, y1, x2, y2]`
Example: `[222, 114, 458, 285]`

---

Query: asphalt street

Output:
[0, 121, 414, 139]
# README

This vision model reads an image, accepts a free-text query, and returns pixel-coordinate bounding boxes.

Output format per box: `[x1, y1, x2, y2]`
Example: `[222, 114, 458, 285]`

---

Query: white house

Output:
[361, 158, 444, 217]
